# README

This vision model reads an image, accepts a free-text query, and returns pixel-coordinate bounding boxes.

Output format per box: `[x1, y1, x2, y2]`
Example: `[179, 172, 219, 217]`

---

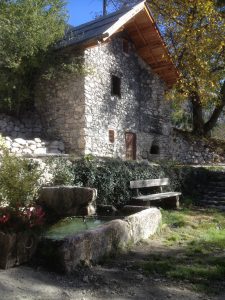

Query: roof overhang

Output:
[60, 1, 179, 87]
[102, 1, 179, 87]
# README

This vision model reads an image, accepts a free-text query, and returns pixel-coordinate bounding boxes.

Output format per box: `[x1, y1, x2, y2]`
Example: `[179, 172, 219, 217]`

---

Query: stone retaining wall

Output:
[2, 136, 65, 156]
[172, 129, 225, 164]
[0, 112, 65, 156]
[0, 112, 42, 139]
[0, 113, 225, 164]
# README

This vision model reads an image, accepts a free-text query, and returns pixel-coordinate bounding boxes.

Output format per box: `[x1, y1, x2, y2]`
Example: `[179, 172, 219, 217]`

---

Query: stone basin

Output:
[38, 208, 161, 273]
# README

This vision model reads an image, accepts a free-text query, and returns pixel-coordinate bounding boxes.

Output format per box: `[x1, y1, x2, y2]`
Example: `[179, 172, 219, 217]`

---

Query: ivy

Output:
[72, 157, 181, 207]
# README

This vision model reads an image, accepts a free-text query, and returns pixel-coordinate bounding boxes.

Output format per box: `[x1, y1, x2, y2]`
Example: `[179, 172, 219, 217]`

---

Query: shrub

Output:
[72, 156, 181, 207]
[41, 155, 219, 208]
[0, 150, 43, 208]
[46, 157, 74, 186]
[0, 138, 45, 232]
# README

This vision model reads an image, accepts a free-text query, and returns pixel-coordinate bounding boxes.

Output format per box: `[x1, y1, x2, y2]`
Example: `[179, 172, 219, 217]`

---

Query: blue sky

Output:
[66, 0, 105, 26]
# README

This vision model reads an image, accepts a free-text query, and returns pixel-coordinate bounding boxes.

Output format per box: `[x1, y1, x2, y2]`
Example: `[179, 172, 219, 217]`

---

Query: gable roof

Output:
[59, 1, 179, 87]
[60, 6, 132, 48]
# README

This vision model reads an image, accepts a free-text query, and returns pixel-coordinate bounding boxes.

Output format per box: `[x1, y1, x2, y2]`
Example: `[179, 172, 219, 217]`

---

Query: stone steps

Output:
[202, 197, 225, 203]
[204, 195, 225, 200]
[197, 172, 225, 210]
[203, 193, 225, 199]
[201, 205, 225, 211]
[199, 200, 225, 206]
[205, 186, 225, 192]
[205, 191, 225, 196]
[207, 182, 225, 187]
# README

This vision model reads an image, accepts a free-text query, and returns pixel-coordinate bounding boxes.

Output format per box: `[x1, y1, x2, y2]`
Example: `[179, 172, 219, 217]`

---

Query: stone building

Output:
[35, 1, 179, 160]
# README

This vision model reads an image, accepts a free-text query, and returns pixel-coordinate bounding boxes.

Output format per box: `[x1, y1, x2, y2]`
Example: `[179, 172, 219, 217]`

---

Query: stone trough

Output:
[1, 186, 162, 271]
[39, 208, 162, 274]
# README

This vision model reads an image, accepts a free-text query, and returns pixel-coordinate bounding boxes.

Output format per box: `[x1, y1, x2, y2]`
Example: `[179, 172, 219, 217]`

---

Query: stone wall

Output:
[83, 37, 172, 160]
[2, 38, 224, 163]
[35, 37, 173, 160]
[0, 113, 65, 156]
[3, 137, 65, 156]
[172, 129, 225, 164]
[35, 51, 86, 155]
[0, 112, 42, 139]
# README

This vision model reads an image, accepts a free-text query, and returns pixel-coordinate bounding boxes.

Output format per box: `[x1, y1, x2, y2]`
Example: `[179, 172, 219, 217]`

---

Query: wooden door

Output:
[125, 132, 136, 160]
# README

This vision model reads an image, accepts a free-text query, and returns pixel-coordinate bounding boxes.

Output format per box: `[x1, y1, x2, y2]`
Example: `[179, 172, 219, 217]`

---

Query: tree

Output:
[0, 0, 67, 114]
[112, 0, 225, 136]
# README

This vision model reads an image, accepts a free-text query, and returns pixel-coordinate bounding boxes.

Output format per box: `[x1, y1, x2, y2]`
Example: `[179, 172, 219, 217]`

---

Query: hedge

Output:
[71, 156, 180, 207]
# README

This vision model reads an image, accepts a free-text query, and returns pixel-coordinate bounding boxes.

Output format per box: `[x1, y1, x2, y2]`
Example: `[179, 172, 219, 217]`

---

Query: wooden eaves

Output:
[102, 1, 179, 87]
[60, 1, 179, 87]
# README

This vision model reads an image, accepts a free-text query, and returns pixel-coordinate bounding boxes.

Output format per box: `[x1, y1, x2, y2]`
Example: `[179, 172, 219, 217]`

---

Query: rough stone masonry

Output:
[35, 37, 173, 160]
[0, 112, 65, 156]
[1, 36, 222, 164]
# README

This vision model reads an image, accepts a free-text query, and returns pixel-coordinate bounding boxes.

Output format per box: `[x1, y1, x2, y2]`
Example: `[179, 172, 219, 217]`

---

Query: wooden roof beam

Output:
[127, 26, 157, 36]
[152, 64, 176, 72]
[131, 20, 158, 64]
[144, 3, 179, 79]
[137, 42, 162, 51]
[137, 43, 164, 56]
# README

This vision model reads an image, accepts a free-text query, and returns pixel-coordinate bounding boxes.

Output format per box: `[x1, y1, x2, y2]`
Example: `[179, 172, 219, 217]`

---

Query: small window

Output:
[109, 129, 115, 143]
[150, 144, 160, 155]
[123, 39, 129, 54]
[111, 75, 121, 98]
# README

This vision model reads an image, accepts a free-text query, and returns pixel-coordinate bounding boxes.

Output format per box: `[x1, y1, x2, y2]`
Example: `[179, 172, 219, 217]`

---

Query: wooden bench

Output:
[130, 178, 181, 209]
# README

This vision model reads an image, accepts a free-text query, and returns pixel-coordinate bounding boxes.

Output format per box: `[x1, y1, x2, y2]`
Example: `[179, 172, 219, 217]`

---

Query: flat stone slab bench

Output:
[38, 208, 161, 273]
[130, 178, 181, 209]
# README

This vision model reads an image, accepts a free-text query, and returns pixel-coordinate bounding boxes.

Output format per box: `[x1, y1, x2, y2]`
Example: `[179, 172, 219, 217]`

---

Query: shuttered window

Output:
[109, 130, 115, 143]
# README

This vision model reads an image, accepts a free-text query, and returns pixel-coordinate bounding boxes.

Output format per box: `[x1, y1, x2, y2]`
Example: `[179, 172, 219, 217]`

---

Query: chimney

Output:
[103, 0, 107, 16]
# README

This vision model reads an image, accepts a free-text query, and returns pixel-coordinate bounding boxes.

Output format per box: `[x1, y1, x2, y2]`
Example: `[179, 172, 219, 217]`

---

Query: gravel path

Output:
[0, 241, 225, 300]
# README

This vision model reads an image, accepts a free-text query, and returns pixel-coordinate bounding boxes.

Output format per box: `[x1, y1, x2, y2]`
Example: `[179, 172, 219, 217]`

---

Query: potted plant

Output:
[0, 138, 45, 269]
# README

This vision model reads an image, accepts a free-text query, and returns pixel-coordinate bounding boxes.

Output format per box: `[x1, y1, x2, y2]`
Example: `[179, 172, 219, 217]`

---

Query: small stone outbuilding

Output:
[35, 1, 178, 160]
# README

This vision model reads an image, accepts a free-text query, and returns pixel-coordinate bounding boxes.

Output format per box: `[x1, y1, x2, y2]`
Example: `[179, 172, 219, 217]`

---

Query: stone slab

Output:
[38, 186, 97, 217]
[126, 208, 161, 243]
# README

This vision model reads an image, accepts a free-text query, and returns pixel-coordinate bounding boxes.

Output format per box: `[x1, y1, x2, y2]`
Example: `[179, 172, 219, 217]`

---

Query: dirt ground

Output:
[1, 240, 225, 300]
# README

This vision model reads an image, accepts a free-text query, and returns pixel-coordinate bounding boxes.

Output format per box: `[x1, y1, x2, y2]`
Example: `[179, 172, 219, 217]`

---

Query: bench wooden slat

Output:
[130, 178, 169, 189]
[132, 192, 181, 201]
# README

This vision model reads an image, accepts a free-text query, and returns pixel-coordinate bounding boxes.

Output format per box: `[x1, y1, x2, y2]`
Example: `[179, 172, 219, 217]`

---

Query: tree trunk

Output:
[191, 91, 205, 135]
[203, 81, 225, 135]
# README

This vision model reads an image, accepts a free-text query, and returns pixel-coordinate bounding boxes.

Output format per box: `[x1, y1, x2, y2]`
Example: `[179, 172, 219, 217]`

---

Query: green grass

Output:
[139, 206, 225, 294]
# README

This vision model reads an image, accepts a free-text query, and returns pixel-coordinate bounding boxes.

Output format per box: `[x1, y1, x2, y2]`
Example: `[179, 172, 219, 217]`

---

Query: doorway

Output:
[125, 132, 136, 160]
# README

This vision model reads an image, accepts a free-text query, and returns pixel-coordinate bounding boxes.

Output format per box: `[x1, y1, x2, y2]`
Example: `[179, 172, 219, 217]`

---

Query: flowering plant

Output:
[0, 205, 45, 233]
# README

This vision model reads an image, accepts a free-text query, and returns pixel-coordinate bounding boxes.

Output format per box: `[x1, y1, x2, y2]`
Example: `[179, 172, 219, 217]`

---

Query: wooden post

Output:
[103, 0, 107, 16]
[176, 195, 180, 209]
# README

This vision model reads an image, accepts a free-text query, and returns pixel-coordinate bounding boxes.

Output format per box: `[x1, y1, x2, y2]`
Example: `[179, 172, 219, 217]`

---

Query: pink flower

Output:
[0, 213, 10, 224]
